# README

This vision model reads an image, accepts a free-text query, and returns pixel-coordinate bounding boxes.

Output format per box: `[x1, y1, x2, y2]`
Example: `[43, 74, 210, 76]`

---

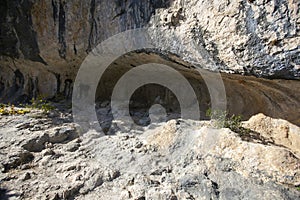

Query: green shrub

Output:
[206, 108, 250, 136]
[27, 95, 55, 113]
[225, 114, 251, 136]
[0, 95, 55, 116]
[205, 108, 227, 128]
[206, 108, 227, 128]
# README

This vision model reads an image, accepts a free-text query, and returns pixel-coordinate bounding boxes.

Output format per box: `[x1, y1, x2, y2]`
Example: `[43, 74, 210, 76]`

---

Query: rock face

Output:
[1, 1, 300, 199]
[1, 0, 299, 76]
[243, 113, 300, 157]
[94, 52, 300, 126]
[0, 111, 300, 199]
[0, 0, 299, 103]
[148, 0, 300, 78]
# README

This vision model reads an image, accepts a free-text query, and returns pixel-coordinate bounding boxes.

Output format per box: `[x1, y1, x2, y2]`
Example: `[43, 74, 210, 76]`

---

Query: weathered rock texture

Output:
[0, 0, 299, 101]
[95, 52, 300, 126]
[243, 113, 300, 157]
[0, 111, 300, 199]
[0, 0, 299, 127]
[1, 0, 299, 75]
[148, 0, 300, 78]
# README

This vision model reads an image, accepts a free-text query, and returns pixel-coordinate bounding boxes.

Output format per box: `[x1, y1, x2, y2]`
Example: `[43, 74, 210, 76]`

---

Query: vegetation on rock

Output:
[27, 95, 55, 113]
[206, 108, 251, 136]
[0, 104, 30, 115]
[0, 95, 54, 116]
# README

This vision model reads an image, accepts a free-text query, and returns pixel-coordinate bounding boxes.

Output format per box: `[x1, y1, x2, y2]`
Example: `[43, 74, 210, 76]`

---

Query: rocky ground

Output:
[1, 0, 299, 199]
[0, 105, 300, 200]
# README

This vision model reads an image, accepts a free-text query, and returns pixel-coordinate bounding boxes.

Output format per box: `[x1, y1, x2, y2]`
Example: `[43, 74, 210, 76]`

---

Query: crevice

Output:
[203, 172, 220, 199]
[51, 0, 59, 25]
[87, 0, 97, 53]
[64, 79, 73, 99]
[58, 0, 67, 59]
[112, 9, 126, 20]
[73, 43, 77, 55]
[54, 73, 61, 95]
[211, 180, 220, 199]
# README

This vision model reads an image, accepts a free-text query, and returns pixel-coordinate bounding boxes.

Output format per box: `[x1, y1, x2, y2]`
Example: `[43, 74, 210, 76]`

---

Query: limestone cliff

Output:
[0, 0, 299, 123]
[0, 0, 172, 101]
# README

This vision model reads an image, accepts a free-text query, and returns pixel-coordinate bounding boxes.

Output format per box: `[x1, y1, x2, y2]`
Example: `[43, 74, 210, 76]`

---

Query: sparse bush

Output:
[27, 95, 55, 113]
[206, 108, 250, 136]
[206, 108, 227, 128]
[224, 114, 251, 136]
[0, 95, 55, 116]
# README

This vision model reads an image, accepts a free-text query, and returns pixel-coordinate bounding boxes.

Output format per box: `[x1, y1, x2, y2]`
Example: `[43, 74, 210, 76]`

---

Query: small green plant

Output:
[0, 104, 8, 115]
[206, 108, 227, 128]
[27, 95, 55, 113]
[296, 186, 300, 191]
[206, 108, 250, 136]
[0, 104, 30, 115]
[16, 109, 31, 115]
[224, 114, 251, 136]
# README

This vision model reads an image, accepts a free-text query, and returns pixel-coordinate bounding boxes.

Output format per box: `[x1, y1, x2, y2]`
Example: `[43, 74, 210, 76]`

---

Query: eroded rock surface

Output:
[0, 0, 299, 102]
[0, 110, 299, 199]
[0, 1, 300, 199]
[243, 113, 300, 157]
[148, 0, 300, 78]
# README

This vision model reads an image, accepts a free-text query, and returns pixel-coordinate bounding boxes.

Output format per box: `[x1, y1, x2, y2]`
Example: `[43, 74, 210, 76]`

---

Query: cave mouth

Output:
[96, 83, 183, 133]
[95, 50, 213, 133]
[129, 83, 181, 126]
[95, 50, 300, 134]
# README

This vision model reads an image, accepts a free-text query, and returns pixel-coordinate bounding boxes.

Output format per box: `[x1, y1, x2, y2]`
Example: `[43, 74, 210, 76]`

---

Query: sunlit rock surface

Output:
[0, 110, 299, 199]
